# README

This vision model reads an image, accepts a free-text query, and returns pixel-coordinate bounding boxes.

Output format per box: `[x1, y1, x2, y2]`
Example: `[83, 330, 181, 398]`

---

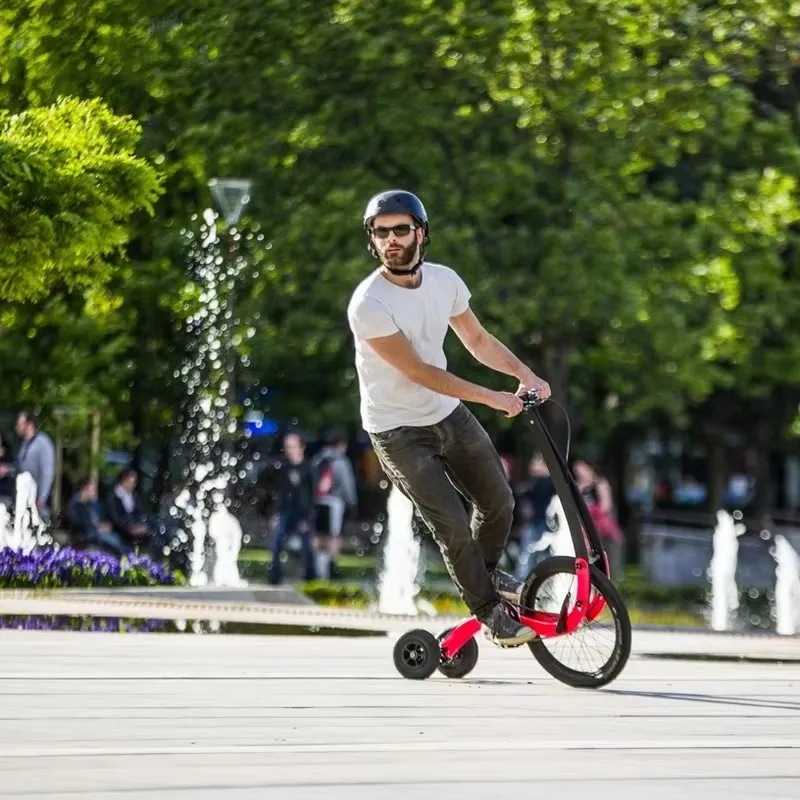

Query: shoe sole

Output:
[483, 628, 538, 648]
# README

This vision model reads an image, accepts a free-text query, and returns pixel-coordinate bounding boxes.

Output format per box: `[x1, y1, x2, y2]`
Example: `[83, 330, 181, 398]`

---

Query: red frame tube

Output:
[439, 557, 594, 661]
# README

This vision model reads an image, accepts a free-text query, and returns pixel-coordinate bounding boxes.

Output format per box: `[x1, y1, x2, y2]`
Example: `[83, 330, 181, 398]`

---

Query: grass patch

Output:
[627, 607, 704, 628]
[241, 549, 707, 610]
[296, 580, 706, 628]
[297, 580, 468, 615]
[239, 549, 451, 582]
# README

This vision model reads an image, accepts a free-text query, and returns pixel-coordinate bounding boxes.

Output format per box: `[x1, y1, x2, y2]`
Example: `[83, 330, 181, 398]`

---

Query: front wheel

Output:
[436, 627, 479, 679]
[520, 556, 632, 688]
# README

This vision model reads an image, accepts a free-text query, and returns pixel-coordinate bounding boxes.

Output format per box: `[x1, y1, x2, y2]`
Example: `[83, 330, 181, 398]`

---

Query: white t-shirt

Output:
[347, 261, 472, 433]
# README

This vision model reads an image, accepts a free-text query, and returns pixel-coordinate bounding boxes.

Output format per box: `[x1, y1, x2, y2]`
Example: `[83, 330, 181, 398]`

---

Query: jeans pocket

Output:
[372, 426, 409, 447]
[371, 427, 419, 467]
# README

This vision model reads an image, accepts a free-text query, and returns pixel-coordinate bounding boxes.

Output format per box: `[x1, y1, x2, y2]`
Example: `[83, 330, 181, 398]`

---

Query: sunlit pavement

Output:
[0, 627, 797, 799]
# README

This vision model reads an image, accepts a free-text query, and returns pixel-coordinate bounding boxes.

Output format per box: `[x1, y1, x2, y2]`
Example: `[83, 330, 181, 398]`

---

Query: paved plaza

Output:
[0, 623, 797, 799]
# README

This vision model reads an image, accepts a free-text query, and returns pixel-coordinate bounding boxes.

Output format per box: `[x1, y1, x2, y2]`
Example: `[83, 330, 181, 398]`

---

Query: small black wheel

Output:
[393, 629, 440, 680]
[520, 556, 632, 688]
[436, 627, 479, 679]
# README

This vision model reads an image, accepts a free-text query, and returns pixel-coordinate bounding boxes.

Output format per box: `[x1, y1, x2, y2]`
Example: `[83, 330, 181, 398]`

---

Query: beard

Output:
[381, 240, 419, 270]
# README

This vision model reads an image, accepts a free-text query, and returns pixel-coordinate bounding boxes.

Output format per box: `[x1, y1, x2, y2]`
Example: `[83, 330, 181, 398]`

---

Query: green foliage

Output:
[0, 97, 162, 302]
[1, 0, 800, 484]
[298, 580, 373, 609]
[229, 0, 800, 447]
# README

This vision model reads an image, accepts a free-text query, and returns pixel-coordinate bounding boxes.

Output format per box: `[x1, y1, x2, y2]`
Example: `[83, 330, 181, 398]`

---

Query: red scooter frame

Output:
[439, 389, 611, 661]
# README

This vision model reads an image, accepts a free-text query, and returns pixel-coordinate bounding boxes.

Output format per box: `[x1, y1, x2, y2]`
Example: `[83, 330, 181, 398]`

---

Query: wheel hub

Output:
[402, 643, 426, 666]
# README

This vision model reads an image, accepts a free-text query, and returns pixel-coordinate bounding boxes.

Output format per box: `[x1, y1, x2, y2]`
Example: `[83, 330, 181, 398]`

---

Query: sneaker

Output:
[480, 603, 538, 648]
[491, 568, 523, 606]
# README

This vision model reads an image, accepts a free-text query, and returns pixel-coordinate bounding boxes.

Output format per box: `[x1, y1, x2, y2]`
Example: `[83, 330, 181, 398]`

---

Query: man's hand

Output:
[486, 391, 524, 418]
[517, 369, 551, 401]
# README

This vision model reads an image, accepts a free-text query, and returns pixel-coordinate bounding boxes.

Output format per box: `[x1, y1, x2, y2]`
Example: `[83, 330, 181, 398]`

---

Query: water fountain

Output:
[208, 499, 247, 588]
[773, 534, 800, 636]
[172, 481, 210, 587]
[168, 185, 254, 589]
[532, 493, 575, 559]
[707, 509, 746, 632]
[0, 473, 51, 554]
[377, 484, 422, 615]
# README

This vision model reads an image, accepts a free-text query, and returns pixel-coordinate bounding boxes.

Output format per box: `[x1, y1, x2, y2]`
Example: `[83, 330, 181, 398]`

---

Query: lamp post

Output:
[208, 179, 252, 228]
[207, 178, 252, 427]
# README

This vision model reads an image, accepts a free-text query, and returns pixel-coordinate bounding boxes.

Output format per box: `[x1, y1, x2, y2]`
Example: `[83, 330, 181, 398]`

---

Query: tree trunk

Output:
[751, 420, 774, 517]
[772, 451, 786, 510]
[707, 433, 727, 513]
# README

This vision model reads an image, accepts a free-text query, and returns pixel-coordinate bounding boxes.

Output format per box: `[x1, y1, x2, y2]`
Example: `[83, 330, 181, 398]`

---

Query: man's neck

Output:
[379, 263, 423, 289]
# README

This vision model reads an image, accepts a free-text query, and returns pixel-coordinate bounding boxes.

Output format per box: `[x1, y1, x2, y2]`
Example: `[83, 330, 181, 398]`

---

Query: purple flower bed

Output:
[0, 546, 185, 589]
[0, 615, 172, 633]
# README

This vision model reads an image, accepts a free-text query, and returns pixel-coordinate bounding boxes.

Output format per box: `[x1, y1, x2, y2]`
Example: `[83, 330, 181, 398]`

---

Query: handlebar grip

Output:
[521, 389, 545, 410]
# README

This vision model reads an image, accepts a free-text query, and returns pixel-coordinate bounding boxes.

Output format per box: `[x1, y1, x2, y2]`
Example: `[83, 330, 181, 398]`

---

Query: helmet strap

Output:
[384, 256, 423, 277]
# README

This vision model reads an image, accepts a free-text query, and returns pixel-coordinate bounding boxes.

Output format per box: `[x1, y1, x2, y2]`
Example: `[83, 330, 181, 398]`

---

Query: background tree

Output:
[1, 0, 799, 517]
[0, 97, 161, 301]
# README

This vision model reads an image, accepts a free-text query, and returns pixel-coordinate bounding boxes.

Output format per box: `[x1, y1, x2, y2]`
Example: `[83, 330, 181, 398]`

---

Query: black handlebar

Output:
[517, 387, 609, 574]
[520, 389, 546, 411]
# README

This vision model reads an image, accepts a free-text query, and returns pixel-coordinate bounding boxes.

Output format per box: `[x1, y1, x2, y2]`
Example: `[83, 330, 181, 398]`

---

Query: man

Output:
[64, 476, 130, 556]
[269, 431, 317, 584]
[104, 467, 151, 548]
[515, 452, 556, 580]
[310, 428, 358, 579]
[0, 411, 56, 518]
[346, 189, 551, 647]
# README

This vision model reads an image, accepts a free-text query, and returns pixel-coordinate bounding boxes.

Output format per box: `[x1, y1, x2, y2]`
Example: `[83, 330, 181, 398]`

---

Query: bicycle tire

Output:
[436, 627, 479, 679]
[521, 556, 632, 688]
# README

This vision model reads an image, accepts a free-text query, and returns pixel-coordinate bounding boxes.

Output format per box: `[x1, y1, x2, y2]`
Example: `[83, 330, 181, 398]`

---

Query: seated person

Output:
[105, 467, 191, 573]
[64, 476, 130, 556]
[104, 467, 150, 549]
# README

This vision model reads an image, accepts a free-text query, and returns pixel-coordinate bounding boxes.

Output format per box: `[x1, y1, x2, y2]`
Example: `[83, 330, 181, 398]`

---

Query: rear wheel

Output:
[436, 627, 479, 679]
[393, 629, 440, 680]
[520, 556, 631, 688]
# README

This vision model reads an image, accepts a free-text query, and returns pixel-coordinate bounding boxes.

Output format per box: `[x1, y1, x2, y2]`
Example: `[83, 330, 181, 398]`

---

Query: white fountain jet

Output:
[0, 473, 50, 554]
[533, 493, 575, 559]
[772, 534, 800, 636]
[208, 492, 248, 588]
[708, 509, 746, 632]
[377, 484, 422, 615]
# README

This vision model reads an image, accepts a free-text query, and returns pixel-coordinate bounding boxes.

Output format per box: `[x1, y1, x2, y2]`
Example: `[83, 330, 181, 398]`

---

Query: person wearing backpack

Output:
[311, 429, 358, 579]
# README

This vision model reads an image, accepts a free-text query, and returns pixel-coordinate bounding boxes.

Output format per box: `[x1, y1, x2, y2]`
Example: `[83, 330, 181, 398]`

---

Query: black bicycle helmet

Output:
[363, 189, 431, 259]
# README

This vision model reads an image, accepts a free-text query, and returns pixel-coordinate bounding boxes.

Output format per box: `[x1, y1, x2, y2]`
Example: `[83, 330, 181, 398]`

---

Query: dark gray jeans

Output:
[370, 403, 514, 617]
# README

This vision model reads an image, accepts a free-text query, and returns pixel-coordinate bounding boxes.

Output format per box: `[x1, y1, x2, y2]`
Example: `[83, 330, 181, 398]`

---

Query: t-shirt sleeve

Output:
[450, 270, 472, 317]
[348, 295, 399, 340]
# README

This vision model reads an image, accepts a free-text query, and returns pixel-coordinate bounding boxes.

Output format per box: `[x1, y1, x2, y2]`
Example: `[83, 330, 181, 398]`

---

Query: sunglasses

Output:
[371, 224, 418, 239]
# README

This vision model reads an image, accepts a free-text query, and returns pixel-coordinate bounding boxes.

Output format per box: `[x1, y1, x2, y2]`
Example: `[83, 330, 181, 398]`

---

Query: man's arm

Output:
[449, 308, 527, 378]
[449, 308, 551, 398]
[333, 458, 358, 508]
[365, 332, 521, 416]
[596, 477, 615, 514]
[35, 437, 55, 504]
